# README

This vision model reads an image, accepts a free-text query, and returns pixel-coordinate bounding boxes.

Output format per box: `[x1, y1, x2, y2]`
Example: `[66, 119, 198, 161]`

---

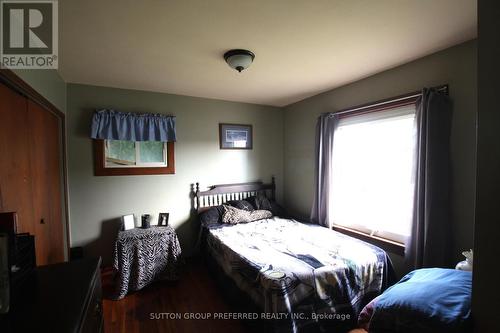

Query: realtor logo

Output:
[1, 0, 58, 69]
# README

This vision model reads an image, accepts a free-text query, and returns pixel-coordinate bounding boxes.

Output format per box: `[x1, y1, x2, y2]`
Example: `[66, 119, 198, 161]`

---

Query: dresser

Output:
[0, 257, 103, 333]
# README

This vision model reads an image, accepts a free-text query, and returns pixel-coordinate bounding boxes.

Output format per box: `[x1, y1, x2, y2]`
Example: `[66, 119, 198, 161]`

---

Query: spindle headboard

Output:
[195, 177, 276, 212]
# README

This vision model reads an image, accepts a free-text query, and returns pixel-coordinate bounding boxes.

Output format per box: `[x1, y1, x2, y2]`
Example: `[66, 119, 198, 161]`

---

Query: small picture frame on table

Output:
[122, 214, 135, 230]
[158, 213, 169, 226]
[219, 123, 253, 149]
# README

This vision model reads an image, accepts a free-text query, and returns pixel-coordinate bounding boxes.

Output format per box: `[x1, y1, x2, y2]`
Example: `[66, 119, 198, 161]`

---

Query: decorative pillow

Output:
[199, 205, 225, 228]
[270, 201, 288, 218]
[247, 195, 273, 211]
[221, 205, 272, 224]
[246, 196, 288, 217]
[227, 199, 254, 211]
[368, 268, 472, 333]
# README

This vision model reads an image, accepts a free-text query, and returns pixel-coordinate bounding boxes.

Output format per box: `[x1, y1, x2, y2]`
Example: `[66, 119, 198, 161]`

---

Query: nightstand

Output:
[112, 225, 182, 299]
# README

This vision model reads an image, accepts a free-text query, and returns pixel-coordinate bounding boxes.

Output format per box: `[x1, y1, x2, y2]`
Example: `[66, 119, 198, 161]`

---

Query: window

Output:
[330, 104, 416, 244]
[94, 139, 175, 176]
[105, 140, 167, 167]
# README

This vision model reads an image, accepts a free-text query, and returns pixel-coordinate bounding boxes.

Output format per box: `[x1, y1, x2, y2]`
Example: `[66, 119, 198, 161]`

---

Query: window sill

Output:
[332, 225, 405, 256]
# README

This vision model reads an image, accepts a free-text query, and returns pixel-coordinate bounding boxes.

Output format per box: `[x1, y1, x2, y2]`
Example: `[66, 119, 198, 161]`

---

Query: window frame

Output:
[328, 91, 425, 255]
[93, 139, 175, 176]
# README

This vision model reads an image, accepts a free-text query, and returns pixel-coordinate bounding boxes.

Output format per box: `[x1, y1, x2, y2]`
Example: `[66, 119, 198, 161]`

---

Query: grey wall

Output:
[283, 40, 477, 276]
[66, 84, 284, 265]
[12, 69, 67, 112]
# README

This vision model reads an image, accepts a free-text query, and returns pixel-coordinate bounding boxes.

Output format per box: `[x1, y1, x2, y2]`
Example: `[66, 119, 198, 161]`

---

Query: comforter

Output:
[206, 217, 394, 332]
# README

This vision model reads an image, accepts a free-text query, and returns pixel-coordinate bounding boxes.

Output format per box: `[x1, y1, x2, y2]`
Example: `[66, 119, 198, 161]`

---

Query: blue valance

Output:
[90, 109, 176, 142]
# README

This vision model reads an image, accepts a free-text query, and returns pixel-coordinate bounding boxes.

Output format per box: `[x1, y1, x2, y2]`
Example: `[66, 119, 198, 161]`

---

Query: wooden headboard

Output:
[195, 177, 275, 212]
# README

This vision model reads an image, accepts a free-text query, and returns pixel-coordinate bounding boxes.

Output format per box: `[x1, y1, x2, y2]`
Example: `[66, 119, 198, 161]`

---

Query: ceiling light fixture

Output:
[224, 49, 255, 73]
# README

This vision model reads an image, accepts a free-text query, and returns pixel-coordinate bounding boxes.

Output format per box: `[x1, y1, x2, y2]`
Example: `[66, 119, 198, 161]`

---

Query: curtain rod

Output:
[329, 84, 449, 117]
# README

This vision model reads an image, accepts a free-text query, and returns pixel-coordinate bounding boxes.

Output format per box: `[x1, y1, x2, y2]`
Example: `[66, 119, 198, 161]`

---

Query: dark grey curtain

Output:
[406, 88, 453, 268]
[311, 113, 339, 227]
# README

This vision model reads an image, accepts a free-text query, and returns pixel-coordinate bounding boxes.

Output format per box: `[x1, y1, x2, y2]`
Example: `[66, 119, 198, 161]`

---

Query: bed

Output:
[195, 179, 395, 332]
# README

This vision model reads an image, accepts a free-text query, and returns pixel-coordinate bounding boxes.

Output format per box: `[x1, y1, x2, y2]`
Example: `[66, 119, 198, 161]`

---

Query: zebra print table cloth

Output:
[112, 226, 182, 300]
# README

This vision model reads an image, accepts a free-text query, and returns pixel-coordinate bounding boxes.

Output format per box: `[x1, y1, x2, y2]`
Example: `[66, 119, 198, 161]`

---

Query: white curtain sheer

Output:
[329, 105, 416, 243]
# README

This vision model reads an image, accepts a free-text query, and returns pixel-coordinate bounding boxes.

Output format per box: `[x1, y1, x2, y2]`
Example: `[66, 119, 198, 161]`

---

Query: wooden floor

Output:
[102, 259, 253, 333]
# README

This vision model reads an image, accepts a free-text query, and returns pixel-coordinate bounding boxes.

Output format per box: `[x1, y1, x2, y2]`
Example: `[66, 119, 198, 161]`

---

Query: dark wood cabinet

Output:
[0, 76, 66, 265]
[80, 266, 104, 333]
[1, 257, 103, 333]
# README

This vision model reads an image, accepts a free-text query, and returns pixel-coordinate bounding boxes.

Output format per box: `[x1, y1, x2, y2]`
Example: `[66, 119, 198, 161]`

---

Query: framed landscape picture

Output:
[219, 123, 253, 149]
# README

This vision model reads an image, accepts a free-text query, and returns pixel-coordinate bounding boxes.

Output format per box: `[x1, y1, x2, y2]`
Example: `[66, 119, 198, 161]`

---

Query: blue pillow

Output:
[369, 268, 472, 333]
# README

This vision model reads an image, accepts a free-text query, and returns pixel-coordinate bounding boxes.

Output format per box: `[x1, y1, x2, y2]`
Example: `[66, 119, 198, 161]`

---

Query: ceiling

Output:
[59, 0, 477, 107]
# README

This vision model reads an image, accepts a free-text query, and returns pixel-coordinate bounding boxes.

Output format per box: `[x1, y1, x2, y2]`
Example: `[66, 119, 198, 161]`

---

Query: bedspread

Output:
[206, 217, 394, 332]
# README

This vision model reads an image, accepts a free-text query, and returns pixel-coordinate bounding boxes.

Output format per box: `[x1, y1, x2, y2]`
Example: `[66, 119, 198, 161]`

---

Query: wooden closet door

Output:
[27, 99, 64, 265]
[0, 83, 35, 236]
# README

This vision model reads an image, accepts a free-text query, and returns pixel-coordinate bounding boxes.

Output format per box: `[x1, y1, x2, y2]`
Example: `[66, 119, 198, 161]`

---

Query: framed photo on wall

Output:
[219, 123, 253, 149]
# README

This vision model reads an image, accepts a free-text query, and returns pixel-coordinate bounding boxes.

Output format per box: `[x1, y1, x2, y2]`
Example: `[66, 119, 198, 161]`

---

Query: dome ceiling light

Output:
[224, 49, 255, 73]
